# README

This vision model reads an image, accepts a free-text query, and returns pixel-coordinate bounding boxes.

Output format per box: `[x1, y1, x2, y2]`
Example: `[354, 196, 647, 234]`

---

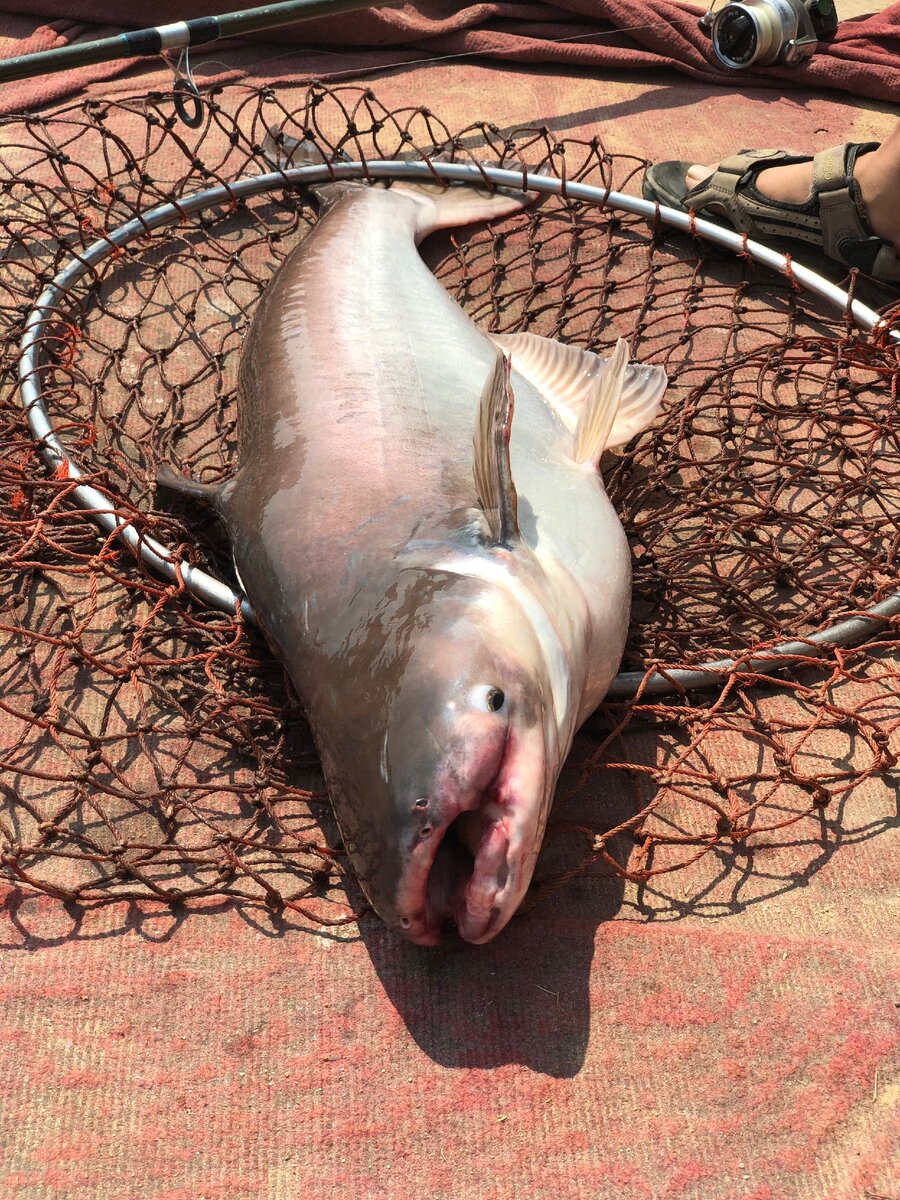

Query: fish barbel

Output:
[160, 133, 667, 944]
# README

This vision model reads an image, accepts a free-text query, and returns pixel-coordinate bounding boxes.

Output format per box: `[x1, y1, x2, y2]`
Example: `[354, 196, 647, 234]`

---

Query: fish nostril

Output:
[400, 916, 411, 929]
[419, 824, 433, 839]
[413, 797, 429, 810]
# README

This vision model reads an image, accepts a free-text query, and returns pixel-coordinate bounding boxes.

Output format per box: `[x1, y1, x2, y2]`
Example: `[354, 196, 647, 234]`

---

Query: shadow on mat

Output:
[358, 871, 625, 1079]
[627, 739, 900, 924]
[356, 733, 632, 1079]
[2, 697, 895, 1082]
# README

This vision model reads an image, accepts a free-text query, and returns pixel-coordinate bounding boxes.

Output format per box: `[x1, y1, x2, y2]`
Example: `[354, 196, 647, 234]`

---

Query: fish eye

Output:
[470, 685, 506, 713]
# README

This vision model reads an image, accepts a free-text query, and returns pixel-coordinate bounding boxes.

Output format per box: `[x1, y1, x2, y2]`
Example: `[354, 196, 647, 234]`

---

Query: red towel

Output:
[0, 0, 897, 116]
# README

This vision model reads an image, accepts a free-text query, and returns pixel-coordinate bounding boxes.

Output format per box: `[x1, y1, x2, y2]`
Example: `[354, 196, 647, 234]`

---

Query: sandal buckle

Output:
[838, 235, 883, 274]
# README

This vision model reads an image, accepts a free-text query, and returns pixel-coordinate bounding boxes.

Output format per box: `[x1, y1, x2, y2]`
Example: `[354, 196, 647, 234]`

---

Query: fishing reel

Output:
[698, 0, 838, 68]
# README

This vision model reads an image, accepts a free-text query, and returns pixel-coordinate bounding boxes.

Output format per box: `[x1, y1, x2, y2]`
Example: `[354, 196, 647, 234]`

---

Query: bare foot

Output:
[685, 149, 900, 252]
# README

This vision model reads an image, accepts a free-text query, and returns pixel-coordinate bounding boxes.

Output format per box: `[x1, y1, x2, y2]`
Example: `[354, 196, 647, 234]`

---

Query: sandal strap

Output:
[865, 241, 900, 280]
[814, 143, 872, 262]
[683, 140, 900, 279]
[715, 148, 790, 176]
[812, 142, 900, 279]
[684, 149, 802, 236]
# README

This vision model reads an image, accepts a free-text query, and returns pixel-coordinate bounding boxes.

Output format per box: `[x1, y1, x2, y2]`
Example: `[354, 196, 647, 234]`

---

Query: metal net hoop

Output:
[19, 158, 900, 701]
[1, 82, 898, 926]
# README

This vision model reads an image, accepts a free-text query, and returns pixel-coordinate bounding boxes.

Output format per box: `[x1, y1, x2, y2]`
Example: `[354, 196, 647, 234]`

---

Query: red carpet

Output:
[0, 0, 898, 116]
[1, 11, 898, 1199]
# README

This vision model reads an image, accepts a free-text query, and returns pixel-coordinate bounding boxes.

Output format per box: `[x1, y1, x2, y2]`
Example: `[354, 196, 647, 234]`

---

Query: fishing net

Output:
[1, 83, 897, 929]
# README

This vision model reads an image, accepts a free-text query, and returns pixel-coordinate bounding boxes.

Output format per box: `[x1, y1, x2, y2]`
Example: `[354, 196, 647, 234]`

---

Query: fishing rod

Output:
[0, 0, 393, 85]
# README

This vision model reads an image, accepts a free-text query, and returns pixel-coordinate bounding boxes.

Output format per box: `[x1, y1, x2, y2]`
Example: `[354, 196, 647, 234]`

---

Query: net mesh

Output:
[1, 83, 898, 929]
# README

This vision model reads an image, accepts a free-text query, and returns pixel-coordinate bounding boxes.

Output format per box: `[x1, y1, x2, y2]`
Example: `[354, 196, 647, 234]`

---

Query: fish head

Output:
[329, 565, 568, 947]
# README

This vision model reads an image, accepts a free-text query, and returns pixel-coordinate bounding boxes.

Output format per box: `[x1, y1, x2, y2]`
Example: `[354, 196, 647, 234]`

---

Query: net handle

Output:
[17, 159, 900, 699]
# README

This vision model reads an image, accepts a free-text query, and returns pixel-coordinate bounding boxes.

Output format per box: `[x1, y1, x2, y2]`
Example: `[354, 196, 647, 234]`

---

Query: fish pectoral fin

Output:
[473, 350, 520, 546]
[490, 331, 667, 452]
[155, 463, 231, 508]
[573, 337, 629, 463]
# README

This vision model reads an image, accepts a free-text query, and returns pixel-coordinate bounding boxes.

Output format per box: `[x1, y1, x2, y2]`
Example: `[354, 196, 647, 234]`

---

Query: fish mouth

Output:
[392, 720, 552, 946]
[396, 793, 529, 947]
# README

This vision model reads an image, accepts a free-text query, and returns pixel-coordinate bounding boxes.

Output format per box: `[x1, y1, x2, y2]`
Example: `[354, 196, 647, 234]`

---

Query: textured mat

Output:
[1, 23, 899, 1200]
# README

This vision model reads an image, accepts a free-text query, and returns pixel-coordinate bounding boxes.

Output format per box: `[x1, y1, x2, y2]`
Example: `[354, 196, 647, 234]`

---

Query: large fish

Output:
[160, 133, 667, 945]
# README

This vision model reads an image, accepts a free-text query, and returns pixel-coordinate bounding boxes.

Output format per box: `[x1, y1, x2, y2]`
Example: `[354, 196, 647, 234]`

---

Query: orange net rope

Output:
[1, 83, 898, 929]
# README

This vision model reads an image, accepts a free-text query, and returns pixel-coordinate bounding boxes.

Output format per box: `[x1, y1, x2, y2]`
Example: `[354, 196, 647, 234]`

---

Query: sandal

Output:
[642, 143, 900, 282]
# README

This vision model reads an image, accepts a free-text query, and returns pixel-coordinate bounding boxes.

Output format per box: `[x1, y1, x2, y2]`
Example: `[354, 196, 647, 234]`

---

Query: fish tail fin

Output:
[264, 124, 538, 234]
[389, 162, 539, 240]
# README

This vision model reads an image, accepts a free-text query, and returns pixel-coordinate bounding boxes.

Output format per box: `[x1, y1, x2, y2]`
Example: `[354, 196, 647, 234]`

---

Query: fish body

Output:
[165, 146, 666, 944]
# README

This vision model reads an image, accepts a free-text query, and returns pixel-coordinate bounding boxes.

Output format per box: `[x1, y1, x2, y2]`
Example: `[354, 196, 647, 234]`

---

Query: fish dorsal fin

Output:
[490, 331, 667, 452]
[473, 351, 519, 545]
